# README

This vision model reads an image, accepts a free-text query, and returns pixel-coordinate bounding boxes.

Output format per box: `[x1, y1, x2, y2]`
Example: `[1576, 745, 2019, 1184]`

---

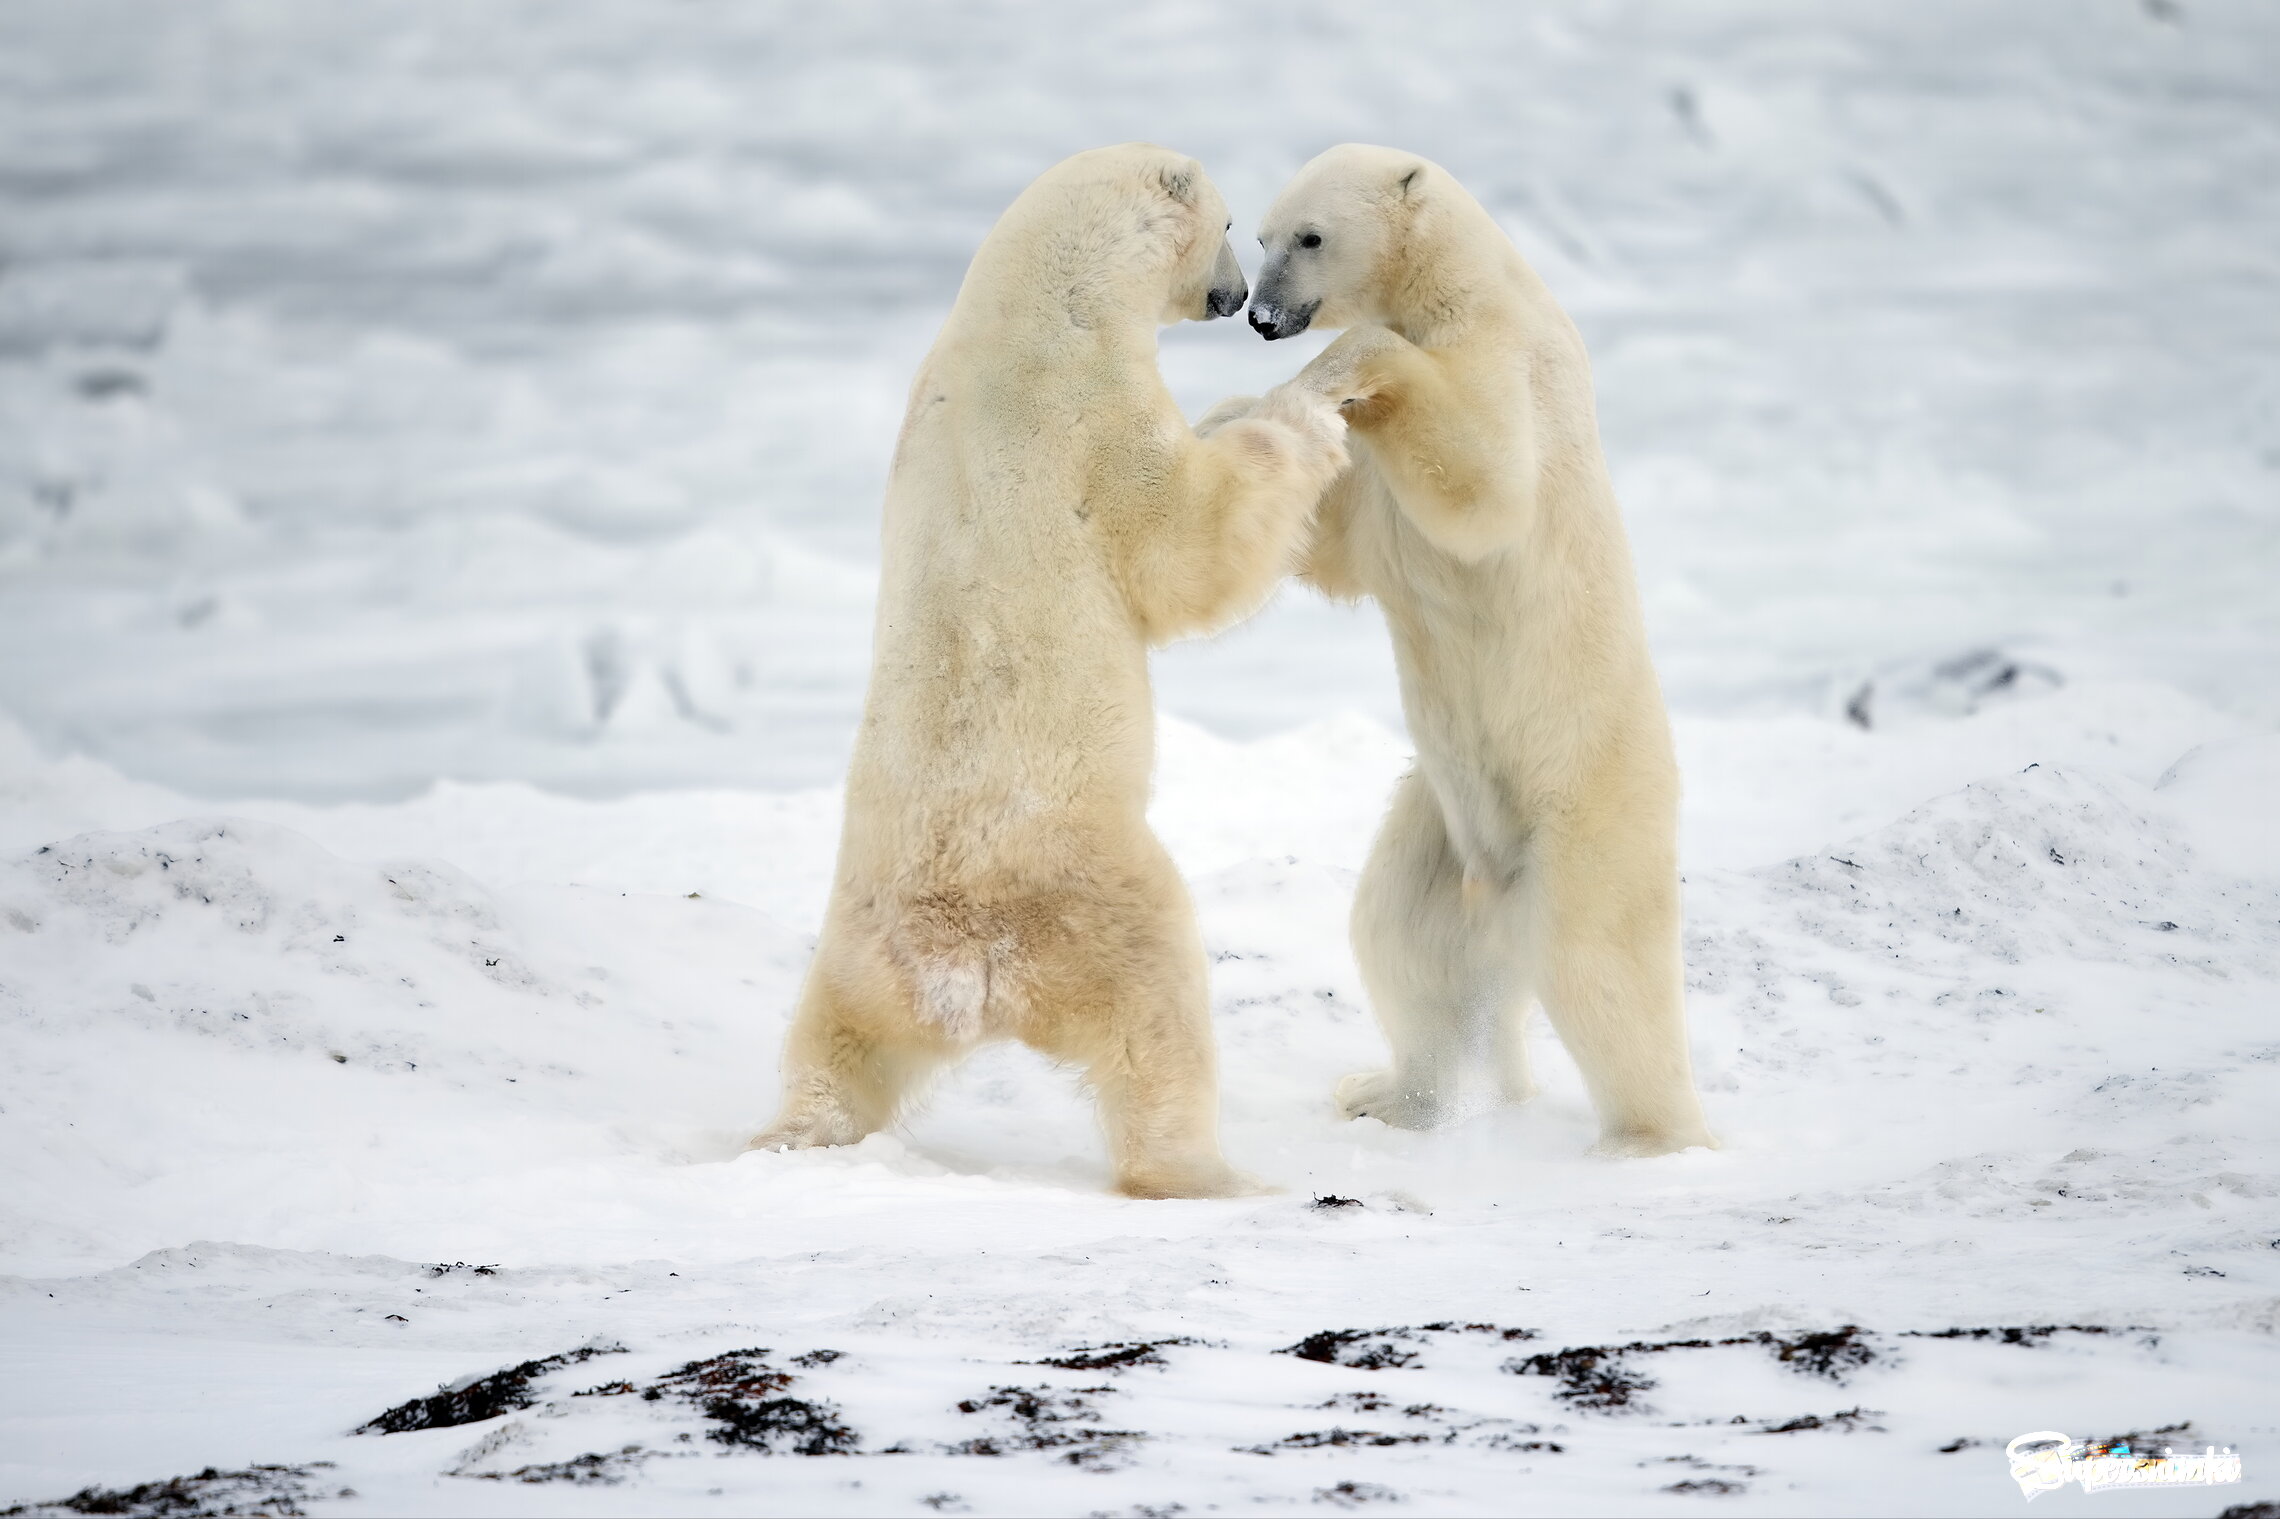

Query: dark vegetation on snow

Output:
[643, 1348, 858, 1455]
[1507, 1326, 1876, 1412]
[1278, 1322, 1538, 1371]
[1030, 1338, 1196, 1373]
[1904, 1324, 2124, 1344]
[473, 1447, 651, 1486]
[1, 1464, 340, 1519]
[947, 1384, 1143, 1471]
[356, 1344, 625, 1433]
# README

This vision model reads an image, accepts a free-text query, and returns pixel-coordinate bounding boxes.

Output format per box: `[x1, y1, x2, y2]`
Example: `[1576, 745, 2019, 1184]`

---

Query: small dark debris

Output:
[1311, 1195, 1363, 1210]
[791, 1349, 843, 1369]
[331, 935, 344, 943]
[426, 1262, 498, 1278]
[1313, 1481, 1402, 1508]
[2215, 1503, 2279, 1519]
[1937, 1436, 1981, 1453]
[1665, 1478, 1746, 1495]
[356, 1344, 623, 1434]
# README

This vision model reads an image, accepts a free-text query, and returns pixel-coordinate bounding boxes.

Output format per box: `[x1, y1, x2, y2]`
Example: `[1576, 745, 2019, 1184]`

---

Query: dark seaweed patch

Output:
[650, 1349, 857, 1455]
[1752, 1407, 1885, 1434]
[2, 1463, 338, 1518]
[356, 1344, 624, 1433]
[1506, 1343, 1666, 1411]
[1506, 1327, 1880, 1414]
[1310, 1195, 1363, 1209]
[1031, 1338, 1195, 1373]
[1756, 1326, 1875, 1380]
[1904, 1324, 2117, 1345]
[1245, 1428, 1432, 1453]
[1664, 1478, 1746, 1495]
[1314, 1481, 1402, 1507]
[482, 1447, 649, 1486]
[1419, 1321, 1538, 1341]
[1279, 1328, 1421, 1370]
[948, 1384, 1141, 1470]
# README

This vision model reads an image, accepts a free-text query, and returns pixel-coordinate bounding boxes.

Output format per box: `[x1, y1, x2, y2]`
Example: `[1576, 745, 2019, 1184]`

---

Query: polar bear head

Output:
[976, 144, 1248, 330]
[1248, 143, 1439, 341]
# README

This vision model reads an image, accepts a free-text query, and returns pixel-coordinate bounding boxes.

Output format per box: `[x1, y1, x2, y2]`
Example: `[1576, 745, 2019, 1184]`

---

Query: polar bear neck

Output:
[1380, 211, 1547, 353]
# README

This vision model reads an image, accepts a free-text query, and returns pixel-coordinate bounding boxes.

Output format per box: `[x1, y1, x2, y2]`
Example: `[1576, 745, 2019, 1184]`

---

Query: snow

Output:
[3, 2, 2278, 1514]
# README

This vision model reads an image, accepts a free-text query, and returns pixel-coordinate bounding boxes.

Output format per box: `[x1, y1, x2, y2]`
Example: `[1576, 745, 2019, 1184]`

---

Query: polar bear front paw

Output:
[1195, 394, 1263, 439]
[1334, 1069, 1443, 1130]
[1255, 383, 1350, 474]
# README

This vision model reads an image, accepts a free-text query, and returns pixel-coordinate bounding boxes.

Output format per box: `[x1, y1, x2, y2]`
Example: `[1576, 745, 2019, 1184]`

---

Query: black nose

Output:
[1207, 283, 1247, 319]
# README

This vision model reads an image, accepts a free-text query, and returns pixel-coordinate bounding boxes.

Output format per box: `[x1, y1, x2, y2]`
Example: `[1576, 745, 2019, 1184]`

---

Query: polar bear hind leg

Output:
[1019, 846, 1249, 1200]
[1532, 813, 1716, 1157]
[1341, 770, 1534, 1128]
[750, 938, 950, 1153]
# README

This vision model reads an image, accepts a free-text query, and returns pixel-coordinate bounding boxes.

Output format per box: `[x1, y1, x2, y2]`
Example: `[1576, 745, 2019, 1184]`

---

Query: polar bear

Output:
[1238, 144, 1714, 1155]
[749, 145, 1348, 1198]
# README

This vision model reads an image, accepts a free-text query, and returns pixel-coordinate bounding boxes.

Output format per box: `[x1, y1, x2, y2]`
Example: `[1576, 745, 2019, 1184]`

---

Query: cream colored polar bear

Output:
[1239, 144, 1713, 1155]
[750, 145, 1348, 1198]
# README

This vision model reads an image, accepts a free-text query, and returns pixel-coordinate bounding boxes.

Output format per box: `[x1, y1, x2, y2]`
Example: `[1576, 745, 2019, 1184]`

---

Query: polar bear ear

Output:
[1157, 161, 1199, 207]
[1394, 164, 1426, 199]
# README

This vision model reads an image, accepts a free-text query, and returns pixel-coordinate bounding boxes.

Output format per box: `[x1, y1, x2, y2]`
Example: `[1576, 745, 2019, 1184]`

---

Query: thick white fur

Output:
[750, 145, 1348, 1198]
[1250, 144, 1714, 1155]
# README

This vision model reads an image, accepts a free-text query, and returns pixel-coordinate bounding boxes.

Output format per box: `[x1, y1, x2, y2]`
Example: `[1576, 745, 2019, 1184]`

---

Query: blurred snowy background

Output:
[6, 4, 2280, 1514]
[5, 0, 2273, 800]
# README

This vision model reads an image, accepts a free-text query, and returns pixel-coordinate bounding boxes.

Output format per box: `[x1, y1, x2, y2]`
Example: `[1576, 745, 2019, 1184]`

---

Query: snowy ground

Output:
[4, 2, 2279, 1515]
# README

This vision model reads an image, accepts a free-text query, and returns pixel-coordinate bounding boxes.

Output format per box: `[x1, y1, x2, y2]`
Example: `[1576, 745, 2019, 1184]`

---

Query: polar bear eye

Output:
[1299, 232, 1323, 250]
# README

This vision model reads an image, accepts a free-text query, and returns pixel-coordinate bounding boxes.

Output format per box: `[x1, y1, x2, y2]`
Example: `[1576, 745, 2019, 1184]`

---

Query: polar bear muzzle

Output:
[1246, 289, 1317, 341]
[1206, 239, 1248, 319]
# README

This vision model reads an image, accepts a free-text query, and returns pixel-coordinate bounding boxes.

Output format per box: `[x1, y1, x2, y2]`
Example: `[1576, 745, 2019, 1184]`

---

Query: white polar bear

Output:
[750, 145, 1349, 1198]
[1240, 144, 1714, 1156]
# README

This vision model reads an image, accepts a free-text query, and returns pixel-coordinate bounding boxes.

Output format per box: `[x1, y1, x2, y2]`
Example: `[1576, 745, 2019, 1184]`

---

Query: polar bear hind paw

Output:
[746, 1108, 868, 1153]
[1588, 1124, 1719, 1159]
